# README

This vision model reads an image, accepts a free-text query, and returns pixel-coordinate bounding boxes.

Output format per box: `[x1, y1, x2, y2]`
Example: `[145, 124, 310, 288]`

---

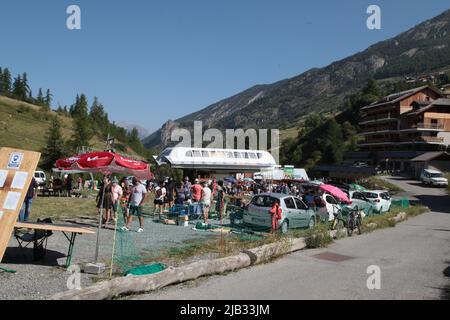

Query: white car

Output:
[362, 190, 391, 213]
[420, 169, 448, 187]
[34, 171, 47, 187]
[311, 193, 341, 222]
[346, 190, 377, 215]
[244, 193, 316, 234]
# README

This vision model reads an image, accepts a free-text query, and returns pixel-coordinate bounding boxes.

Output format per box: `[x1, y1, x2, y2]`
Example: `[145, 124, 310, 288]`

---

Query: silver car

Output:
[243, 193, 316, 234]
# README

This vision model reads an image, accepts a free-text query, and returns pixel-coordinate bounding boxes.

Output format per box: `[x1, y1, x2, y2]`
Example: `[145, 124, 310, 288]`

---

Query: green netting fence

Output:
[110, 198, 270, 277]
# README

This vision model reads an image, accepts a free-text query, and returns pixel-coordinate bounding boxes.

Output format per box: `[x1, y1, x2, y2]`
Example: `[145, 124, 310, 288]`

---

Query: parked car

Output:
[313, 193, 341, 222]
[34, 171, 47, 187]
[327, 181, 351, 191]
[420, 169, 448, 187]
[362, 190, 391, 213]
[243, 193, 316, 234]
[344, 190, 377, 215]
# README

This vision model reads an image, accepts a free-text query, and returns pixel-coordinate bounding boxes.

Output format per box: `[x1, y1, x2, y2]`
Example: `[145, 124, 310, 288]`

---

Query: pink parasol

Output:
[319, 184, 351, 204]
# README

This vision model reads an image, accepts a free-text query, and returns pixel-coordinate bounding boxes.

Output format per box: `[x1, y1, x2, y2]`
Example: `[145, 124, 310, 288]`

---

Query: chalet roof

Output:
[410, 152, 450, 162]
[361, 86, 442, 111]
[404, 98, 450, 116]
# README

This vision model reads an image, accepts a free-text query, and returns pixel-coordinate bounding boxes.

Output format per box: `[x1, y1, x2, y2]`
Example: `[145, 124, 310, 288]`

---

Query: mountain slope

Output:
[143, 8, 450, 149]
[116, 122, 149, 139]
[0, 95, 141, 160]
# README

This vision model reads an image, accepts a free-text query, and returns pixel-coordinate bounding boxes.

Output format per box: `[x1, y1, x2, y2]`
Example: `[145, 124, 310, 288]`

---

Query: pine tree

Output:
[70, 115, 94, 152]
[128, 127, 142, 153]
[21, 72, 30, 99]
[37, 88, 45, 106]
[70, 93, 93, 152]
[72, 94, 89, 118]
[0, 67, 3, 95]
[41, 116, 66, 169]
[45, 89, 52, 108]
[90, 97, 109, 132]
[1, 68, 12, 94]
[12, 74, 22, 99]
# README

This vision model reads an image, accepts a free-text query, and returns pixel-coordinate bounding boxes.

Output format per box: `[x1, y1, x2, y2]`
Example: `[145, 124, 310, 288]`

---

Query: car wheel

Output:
[347, 215, 354, 237]
[308, 217, 315, 229]
[280, 221, 289, 234]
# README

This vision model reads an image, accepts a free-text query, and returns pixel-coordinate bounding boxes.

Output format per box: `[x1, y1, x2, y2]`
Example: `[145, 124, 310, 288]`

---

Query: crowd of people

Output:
[150, 177, 225, 225]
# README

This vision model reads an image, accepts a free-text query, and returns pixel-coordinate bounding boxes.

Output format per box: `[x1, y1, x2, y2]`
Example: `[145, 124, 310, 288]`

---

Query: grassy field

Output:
[31, 196, 98, 220]
[0, 96, 140, 167]
[31, 192, 157, 221]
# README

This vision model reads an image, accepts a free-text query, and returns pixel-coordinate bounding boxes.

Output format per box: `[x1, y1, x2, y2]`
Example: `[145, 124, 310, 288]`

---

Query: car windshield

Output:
[251, 195, 276, 207]
[363, 192, 378, 199]
[430, 173, 443, 178]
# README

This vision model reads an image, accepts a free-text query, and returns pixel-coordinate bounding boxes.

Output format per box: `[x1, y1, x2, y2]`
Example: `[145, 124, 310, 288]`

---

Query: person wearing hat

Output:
[111, 178, 123, 222]
[122, 177, 147, 233]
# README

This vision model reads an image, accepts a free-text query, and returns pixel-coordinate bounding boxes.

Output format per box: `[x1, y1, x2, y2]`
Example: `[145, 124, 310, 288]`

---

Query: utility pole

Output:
[105, 133, 115, 152]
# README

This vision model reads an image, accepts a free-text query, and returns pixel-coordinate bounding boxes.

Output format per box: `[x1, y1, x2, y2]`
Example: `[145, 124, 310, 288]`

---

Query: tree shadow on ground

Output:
[414, 195, 450, 214]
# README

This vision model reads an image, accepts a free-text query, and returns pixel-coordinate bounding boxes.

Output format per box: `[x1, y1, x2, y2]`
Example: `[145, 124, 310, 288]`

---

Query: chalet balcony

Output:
[397, 136, 445, 144]
[359, 114, 399, 125]
[399, 123, 444, 132]
[417, 136, 444, 143]
[417, 123, 444, 130]
[360, 126, 398, 135]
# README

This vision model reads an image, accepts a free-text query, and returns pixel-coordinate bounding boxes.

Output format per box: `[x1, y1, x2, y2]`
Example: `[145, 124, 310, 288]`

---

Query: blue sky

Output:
[1, 0, 449, 133]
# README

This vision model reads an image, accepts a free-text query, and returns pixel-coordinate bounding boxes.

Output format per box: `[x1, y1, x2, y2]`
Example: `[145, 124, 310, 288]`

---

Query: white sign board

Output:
[7, 152, 24, 170]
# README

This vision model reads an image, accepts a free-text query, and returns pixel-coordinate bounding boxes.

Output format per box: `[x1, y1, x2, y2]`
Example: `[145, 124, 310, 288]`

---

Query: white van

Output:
[34, 171, 47, 187]
[420, 169, 448, 187]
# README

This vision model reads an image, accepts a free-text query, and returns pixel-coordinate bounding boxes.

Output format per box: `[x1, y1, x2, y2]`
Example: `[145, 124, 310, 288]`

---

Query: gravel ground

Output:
[0, 214, 227, 300]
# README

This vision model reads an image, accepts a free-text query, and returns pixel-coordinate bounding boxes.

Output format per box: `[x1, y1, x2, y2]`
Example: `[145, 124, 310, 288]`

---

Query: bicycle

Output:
[346, 207, 362, 237]
[331, 206, 362, 237]
[330, 208, 346, 231]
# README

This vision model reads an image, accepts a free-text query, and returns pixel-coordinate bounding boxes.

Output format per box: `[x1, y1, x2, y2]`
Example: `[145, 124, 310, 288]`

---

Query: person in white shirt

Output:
[121, 177, 147, 233]
[153, 181, 166, 216]
[200, 183, 212, 224]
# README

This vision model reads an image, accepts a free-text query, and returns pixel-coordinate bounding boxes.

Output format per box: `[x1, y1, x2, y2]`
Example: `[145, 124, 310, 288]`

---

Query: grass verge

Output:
[361, 205, 429, 233]
[359, 176, 405, 195]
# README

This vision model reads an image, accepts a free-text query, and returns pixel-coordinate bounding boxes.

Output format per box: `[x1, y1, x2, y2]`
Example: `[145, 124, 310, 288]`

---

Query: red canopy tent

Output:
[55, 151, 154, 268]
[56, 151, 153, 180]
